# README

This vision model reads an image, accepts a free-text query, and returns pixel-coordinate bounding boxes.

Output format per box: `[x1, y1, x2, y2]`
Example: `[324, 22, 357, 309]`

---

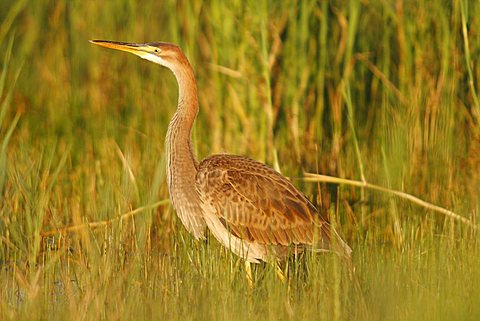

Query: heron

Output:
[90, 40, 352, 268]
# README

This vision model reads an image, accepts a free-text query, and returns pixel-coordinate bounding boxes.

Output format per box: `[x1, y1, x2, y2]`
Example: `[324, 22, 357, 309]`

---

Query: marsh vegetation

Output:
[1, 1, 479, 320]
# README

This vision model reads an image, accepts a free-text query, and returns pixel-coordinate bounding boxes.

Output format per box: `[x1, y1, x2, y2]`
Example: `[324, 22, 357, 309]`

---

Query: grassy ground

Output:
[1, 1, 480, 320]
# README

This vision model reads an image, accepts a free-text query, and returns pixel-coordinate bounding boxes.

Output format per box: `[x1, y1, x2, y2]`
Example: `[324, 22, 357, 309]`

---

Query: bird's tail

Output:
[331, 228, 352, 259]
[311, 222, 352, 260]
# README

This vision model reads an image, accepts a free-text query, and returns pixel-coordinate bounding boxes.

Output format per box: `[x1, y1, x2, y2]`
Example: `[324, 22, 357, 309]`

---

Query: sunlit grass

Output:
[1, 1, 480, 320]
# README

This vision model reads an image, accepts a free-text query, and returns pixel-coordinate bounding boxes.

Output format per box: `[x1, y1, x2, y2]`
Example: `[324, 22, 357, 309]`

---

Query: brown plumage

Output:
[197, 155, 351, 261]
[90, 39, 352, 263]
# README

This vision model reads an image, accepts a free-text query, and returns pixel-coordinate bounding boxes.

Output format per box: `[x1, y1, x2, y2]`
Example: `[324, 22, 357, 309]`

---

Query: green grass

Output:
[1, 1, 480, 320]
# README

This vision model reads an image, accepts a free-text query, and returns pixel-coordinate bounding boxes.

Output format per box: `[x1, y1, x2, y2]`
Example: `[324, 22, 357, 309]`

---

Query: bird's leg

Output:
[275, 260, 293, 317]
[245, 261, 254, 288]
[275, 263, 286, 283]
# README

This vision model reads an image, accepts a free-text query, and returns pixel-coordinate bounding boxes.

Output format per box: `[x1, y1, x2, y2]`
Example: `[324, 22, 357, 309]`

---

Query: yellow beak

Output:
[89, 40, 150, 55]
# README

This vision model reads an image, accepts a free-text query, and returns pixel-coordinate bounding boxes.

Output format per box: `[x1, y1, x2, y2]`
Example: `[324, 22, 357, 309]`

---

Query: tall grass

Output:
[1, 1, 479, 320]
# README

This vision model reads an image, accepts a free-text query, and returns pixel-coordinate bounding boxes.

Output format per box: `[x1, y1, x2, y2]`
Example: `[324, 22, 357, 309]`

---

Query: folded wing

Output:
[196, 155, 351, 256]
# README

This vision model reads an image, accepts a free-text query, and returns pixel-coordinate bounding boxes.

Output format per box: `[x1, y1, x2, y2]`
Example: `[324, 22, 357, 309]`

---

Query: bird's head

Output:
[89, 40, 187, 71]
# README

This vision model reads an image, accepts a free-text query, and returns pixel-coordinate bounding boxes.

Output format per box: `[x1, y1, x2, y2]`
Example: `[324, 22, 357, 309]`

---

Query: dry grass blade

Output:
[41, 199, 170, 237]
[303, 173, 477, 229]
[354, 53, 407, 105]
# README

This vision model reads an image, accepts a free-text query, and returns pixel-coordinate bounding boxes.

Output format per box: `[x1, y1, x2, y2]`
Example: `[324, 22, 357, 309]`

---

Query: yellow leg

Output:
[276, 262, 293, 317]
[275, 264, 286, 283]
[245, 261, 254, 288]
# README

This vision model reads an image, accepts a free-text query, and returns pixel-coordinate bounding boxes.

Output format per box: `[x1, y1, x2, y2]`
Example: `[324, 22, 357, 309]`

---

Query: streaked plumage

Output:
[90, 39, 352, 263]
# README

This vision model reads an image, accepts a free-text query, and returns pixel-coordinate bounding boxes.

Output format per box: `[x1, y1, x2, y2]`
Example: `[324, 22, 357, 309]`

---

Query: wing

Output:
[196, 155, 345, 252]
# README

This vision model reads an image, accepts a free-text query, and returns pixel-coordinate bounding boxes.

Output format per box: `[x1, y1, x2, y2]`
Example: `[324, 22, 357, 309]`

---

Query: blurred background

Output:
[1, 1, 479, 320]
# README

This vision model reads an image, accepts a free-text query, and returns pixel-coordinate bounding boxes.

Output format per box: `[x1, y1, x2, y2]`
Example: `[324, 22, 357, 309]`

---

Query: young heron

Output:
[90, 40, 352, 263]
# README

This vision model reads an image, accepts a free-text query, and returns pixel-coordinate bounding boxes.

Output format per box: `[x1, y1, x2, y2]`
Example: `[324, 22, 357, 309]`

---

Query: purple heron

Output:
[90, 40, 352, 264]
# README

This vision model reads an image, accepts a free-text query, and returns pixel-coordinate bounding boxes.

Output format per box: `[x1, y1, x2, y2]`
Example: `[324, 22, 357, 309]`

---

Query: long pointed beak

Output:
[89, 40, 149, 55]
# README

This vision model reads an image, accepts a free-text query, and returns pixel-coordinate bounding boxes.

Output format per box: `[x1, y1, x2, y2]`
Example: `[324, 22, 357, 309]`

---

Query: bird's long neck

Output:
[166, 63, 199, 171]
[165, 58, 205, 238]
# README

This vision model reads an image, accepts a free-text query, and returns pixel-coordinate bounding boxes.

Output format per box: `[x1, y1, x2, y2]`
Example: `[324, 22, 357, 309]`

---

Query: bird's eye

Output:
[154, 49, 159, 53]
